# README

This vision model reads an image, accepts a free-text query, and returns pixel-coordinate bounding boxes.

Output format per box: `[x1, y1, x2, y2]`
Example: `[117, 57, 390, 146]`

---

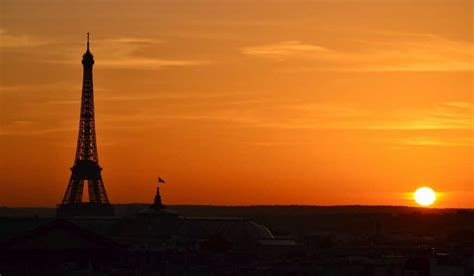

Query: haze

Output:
[0, 0, 472, 208]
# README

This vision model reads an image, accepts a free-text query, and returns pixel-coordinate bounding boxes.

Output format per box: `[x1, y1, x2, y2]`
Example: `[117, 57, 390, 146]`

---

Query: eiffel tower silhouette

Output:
[57, 34, 114, 217]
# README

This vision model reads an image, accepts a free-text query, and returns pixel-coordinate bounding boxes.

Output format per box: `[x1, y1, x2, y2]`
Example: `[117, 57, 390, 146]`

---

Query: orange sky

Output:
[0, 0, 472, 208]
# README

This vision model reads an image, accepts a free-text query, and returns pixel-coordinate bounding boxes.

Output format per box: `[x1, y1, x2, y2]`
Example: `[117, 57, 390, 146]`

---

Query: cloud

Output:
[98, 58, 208, 69]
[48, 35, 208, 69]
[242, 41, 330, 59]
[0, 82, 81, 94]
[94, 92, 251, 102]
[0, 125, 76, 136]
[398, 102, 474, 130]
[104, 37, 162, 44]
[0, 31, 206, 69]
[2, 98, 471, 145]
[0, 29, 50, 48]
[92, 100, 472, 132]
[396, 137, 473, 147]
[242, 33, 473, 72]
[158, 100, 473, 132]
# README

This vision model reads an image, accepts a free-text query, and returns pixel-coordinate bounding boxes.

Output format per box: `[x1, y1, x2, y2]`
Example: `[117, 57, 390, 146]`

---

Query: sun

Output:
[414, 187, 436, 207]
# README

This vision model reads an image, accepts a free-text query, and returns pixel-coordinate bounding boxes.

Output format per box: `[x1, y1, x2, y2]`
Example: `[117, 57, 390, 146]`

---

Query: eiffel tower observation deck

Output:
[57, 34, 114, 218]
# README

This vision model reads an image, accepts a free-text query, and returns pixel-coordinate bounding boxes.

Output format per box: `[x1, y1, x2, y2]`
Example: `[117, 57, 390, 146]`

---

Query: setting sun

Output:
[414, 187, 437, 207]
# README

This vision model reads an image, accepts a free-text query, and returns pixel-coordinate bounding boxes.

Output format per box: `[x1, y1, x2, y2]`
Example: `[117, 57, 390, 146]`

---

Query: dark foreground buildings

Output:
[0, 187, 301, 275]
[1, 37, 473, 275]
[1, 202, 474, 275]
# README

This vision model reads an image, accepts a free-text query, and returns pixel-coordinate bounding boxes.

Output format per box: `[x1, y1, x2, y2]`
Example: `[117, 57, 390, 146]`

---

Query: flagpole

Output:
[154, 177, 164, 209]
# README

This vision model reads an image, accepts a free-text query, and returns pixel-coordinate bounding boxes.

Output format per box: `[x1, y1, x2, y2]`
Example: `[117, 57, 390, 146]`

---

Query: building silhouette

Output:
[57, 34, 114, 217]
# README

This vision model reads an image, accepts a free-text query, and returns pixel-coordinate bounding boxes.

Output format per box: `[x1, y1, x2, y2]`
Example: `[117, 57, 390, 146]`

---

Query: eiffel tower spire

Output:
[57, 34, 114, 217]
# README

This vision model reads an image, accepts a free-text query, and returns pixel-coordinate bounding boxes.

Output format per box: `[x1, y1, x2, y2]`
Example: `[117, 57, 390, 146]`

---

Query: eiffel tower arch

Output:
[57, 34, 114, 217]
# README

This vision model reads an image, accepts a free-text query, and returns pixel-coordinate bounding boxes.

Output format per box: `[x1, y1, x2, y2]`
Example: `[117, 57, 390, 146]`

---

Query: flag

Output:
[158, 177, 165, 184]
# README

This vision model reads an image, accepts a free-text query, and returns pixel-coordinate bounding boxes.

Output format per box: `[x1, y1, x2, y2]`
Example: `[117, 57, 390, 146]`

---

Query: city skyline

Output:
[0, 0, 472, 208]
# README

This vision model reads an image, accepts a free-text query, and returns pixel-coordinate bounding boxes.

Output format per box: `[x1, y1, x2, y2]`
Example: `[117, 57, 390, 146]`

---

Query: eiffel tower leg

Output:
[97, 178, 109, 203]
[88, 179, 98, 203]
[73, 180, 84, 203]
[89, 178, 109, 204]
[61, 177, 75, 204]
[62, 177, 84, 204]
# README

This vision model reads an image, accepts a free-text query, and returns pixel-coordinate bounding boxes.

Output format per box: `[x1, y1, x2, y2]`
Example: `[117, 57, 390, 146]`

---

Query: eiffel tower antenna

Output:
[87, 32, 90, 50]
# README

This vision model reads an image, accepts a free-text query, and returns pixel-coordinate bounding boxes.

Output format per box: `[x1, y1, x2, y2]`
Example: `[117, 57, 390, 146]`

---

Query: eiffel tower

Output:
[57, 34, 114, 217]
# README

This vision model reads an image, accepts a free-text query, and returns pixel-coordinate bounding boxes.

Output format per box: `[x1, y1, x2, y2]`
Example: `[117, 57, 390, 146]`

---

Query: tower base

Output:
[57, 203, 115, 218]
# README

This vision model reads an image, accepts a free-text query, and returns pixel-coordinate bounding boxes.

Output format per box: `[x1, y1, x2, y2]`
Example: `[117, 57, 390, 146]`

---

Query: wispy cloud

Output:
[0, 29, 50, 48]
[396, 136, 473, 147]
[0, 82, 81, 94]
[48, 35, 208, 69]
[395, 102, 474, 130]
[87, 99, 474, 132]
[242, 41, 330, 60]
[91, 98, 472, 132]
[242, 33, 473, 72]
[98, 58, 207, 69]
[172, 100, 473, 132]
[2, 97, 472, 142]
[94, 92, 250, 102]
[0, 125, 76, 136]
[104, 37, 162, 44]
[0, 29, 208, 69]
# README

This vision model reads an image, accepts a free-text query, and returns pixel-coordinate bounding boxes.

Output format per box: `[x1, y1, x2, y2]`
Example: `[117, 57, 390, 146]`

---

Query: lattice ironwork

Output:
[61, 34, 110, 205]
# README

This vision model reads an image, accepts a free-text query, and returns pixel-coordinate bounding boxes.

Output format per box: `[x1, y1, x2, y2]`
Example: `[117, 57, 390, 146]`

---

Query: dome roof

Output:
[177, 217, 274, 242]
[82, 50, 94, 65]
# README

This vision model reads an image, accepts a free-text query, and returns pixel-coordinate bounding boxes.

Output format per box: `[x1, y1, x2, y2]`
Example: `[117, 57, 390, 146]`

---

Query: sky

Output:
[0, 0, 472, 208]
